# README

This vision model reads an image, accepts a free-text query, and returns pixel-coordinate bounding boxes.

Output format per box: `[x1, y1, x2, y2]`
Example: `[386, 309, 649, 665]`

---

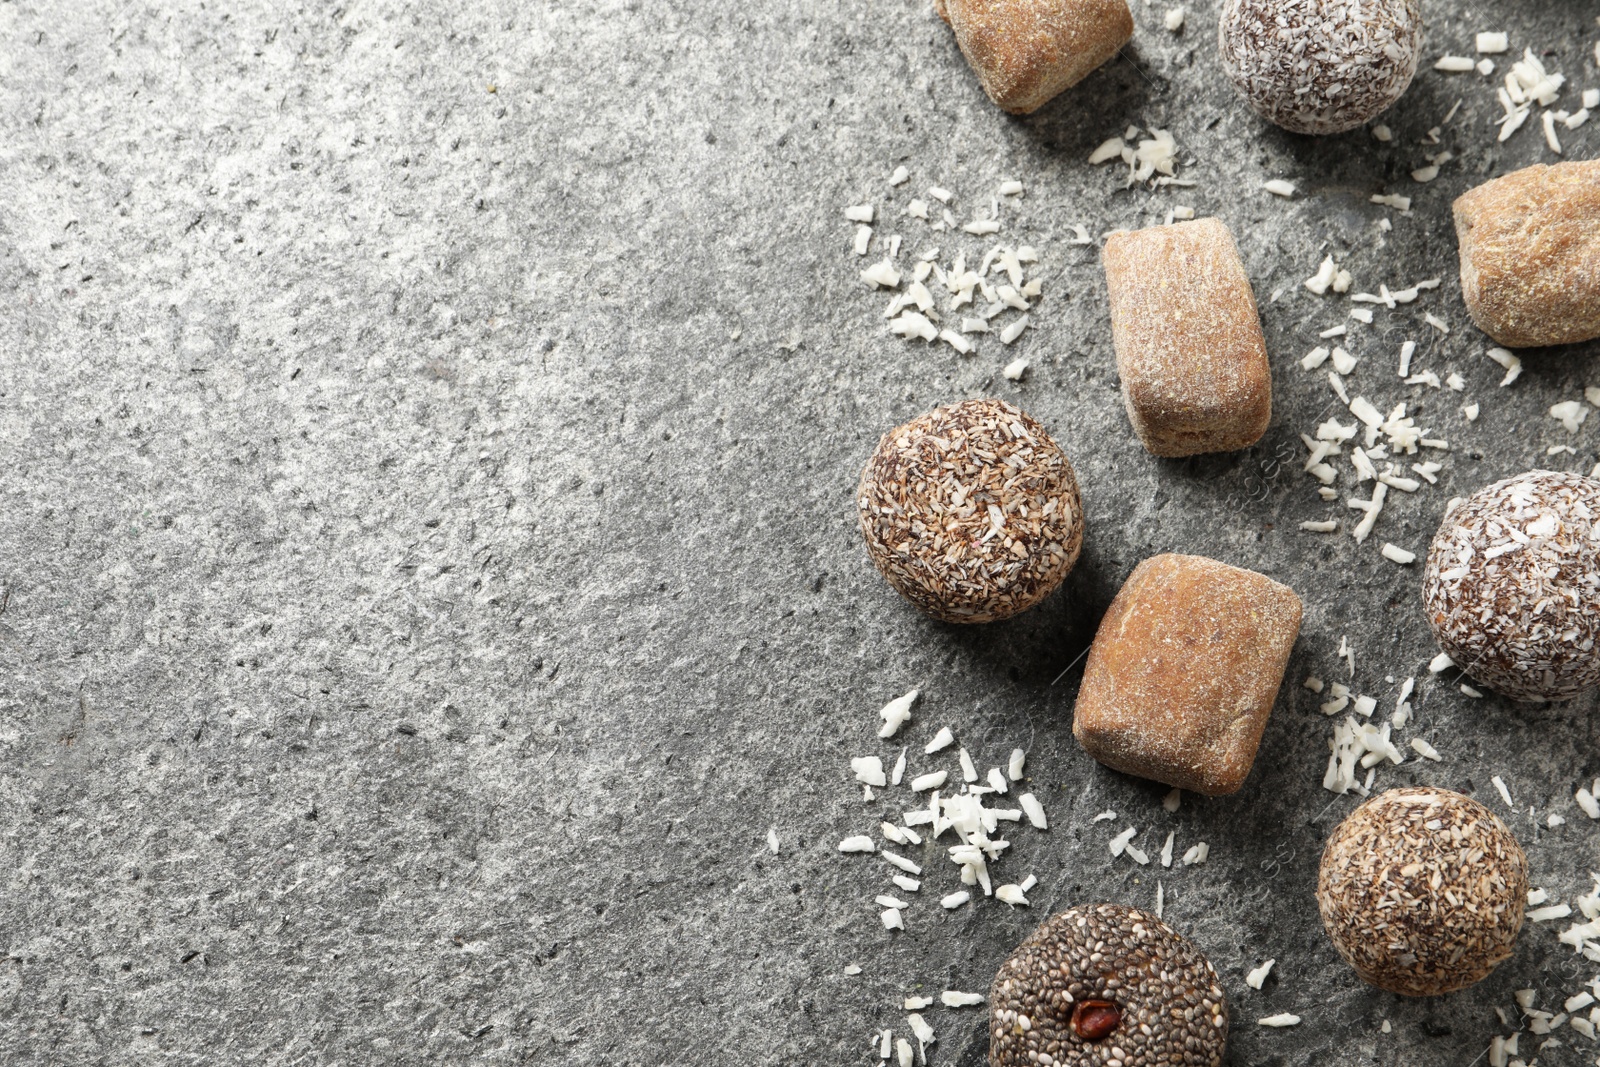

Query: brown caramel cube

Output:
[940, 0, 1134, 115]
[1103, 218, 1272, 458]
[1073, 553, 1302, 796]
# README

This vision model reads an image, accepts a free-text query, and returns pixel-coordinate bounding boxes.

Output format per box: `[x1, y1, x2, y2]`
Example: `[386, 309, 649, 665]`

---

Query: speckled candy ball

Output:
[989, 903, 1228, 1067]
[1219, 0, 1422, 135]
[1317, 787, 1528, 997]
[857, 398, 1084, 624]
[1423, 470, 1600, 701]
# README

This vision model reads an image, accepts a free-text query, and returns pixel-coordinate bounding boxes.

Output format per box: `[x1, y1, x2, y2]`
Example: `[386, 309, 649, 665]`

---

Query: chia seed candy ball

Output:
[1422, 470, 1600, 701]
[857, 399, 1084, 624]
[989, 903, 1228, 1067]
[1218, 0, 1422, 136]
[1317, 787, 1528, 997]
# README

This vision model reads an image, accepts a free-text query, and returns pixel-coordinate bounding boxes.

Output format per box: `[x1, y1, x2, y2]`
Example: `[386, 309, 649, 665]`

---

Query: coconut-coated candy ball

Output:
[1422, 470, 1600, 701]
[857, 399, 1084, 624]
[1219, 0, 1422, 135]
[1317, 787, 1528, 997]
[989, 902, 1228, 1067]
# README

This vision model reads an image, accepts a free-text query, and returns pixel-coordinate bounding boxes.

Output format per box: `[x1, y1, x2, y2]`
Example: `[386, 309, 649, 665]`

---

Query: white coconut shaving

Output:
[879, 689, 919, 738]
[1246, 959, 1276, 989]
[852, 756, 888, 787]
[1019, 793, 1046, 829]
[925, 726, 954, 754]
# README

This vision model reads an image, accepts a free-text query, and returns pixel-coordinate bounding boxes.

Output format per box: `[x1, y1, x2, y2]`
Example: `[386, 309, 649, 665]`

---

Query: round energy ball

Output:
[1317, 787, 1528, 996]
[857, 398, 1084, 624]
[989, 903, 1228, 1067]
[1422, 470, 1600, 701]
[1218, 0, 1423, 135]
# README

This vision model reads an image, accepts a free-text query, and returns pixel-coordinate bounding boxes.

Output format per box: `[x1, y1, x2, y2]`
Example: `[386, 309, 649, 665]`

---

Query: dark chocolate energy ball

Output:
[1423, 470, 1600, 701]
[989, 903, 1228, 1067]
[1318, 787, 1528, 997]
[1219, 0, 1422, 135]
[858, 398, 1084, 624]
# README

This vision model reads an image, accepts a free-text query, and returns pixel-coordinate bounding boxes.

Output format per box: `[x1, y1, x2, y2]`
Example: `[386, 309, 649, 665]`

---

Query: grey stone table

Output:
[3, 1, 1599, 1064]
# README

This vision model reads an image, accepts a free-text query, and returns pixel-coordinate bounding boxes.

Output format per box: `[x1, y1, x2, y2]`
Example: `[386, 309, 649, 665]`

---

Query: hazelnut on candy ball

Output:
[989, 903, 1228, 1067]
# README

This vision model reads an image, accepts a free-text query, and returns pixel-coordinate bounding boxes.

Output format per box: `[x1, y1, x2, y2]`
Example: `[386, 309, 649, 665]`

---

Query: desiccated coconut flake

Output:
[1164, 7, 1184, 31]
[1002, 357, 1028, 381]
[1492, 775, 1515, 807]
[1264, 179, 1296, 197]
[1543, 111, 1563, 153]
[839, 835, 876, 853]
[1160, 831, 1175, 868]
[1488, 347, 1522, 385]
[853, 756, 888, 787]
[1109, 827, 1138, 856]
[1020, 793, 1046, 830]
[1529, 904, 1573, 922]
[939, 329, 974, 355]
[1551, 400, 1589, 433]
[927, 187, 952, 203]
[999, 317, 1029, 345]
[1381, 543, 1417, 564]
[862, 260, 902, 289]
[1259, 1014, 1302, 1028]
[1302, 346, 1331, 370]
[925, 726, 954, 754]
[845, 204, 875, 223]
[996, 884, 1030, 907]
[999, 180, 1023, 197]
[910, 770, 948, 792]
[940, 890, 970, 909]
[893, 875, 921, 892]
[1411, 738, 1442, 761]
[1575, 787, 1600, 820]
[882, 850, 922, 875]
[1477, 32, 1509, 54]
[1398, 340, 1416, 377]
[889, 166, 909, 186]
[895, 1038, 912, 1067]
[958, 748, 978, 783]
[1182, 842, 1210, 865]
[879, 689, 919, 737]
[1435, 56, 1477, 72]
[964, 218, 1001, 236]
[1372, 193, 1413, 210]
[1246, 959, 1276, 989]
[855, 225, 873, 255]
[1007, 748, 1025, 780]
[942, 991, 984, 1008]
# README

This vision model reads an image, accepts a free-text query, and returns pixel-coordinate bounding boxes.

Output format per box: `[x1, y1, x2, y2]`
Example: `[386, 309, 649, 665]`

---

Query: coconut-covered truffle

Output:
[989, 903, 1228, 1067]
[1317, 787, 1528, 996]
[858, 399, 1084, 624]
[1219, 0, 1422, 135]
[1422, 470, 1600, 702]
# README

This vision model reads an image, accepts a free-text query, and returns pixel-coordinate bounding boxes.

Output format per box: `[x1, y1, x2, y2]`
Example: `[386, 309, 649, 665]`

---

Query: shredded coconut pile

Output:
[847, 171, 1065, 377]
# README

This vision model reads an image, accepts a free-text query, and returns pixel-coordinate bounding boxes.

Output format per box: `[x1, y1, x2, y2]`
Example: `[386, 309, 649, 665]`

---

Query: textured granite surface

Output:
[3, 1, 1599, 1064]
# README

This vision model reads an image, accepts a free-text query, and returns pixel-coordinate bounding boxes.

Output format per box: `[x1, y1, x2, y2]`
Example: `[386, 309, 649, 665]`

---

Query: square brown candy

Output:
[1073, 553, 1302, 796]
[1103, 218, 1272, 458]
[1454, 160, 1600, 349]
[936, 0, 1133, 115]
